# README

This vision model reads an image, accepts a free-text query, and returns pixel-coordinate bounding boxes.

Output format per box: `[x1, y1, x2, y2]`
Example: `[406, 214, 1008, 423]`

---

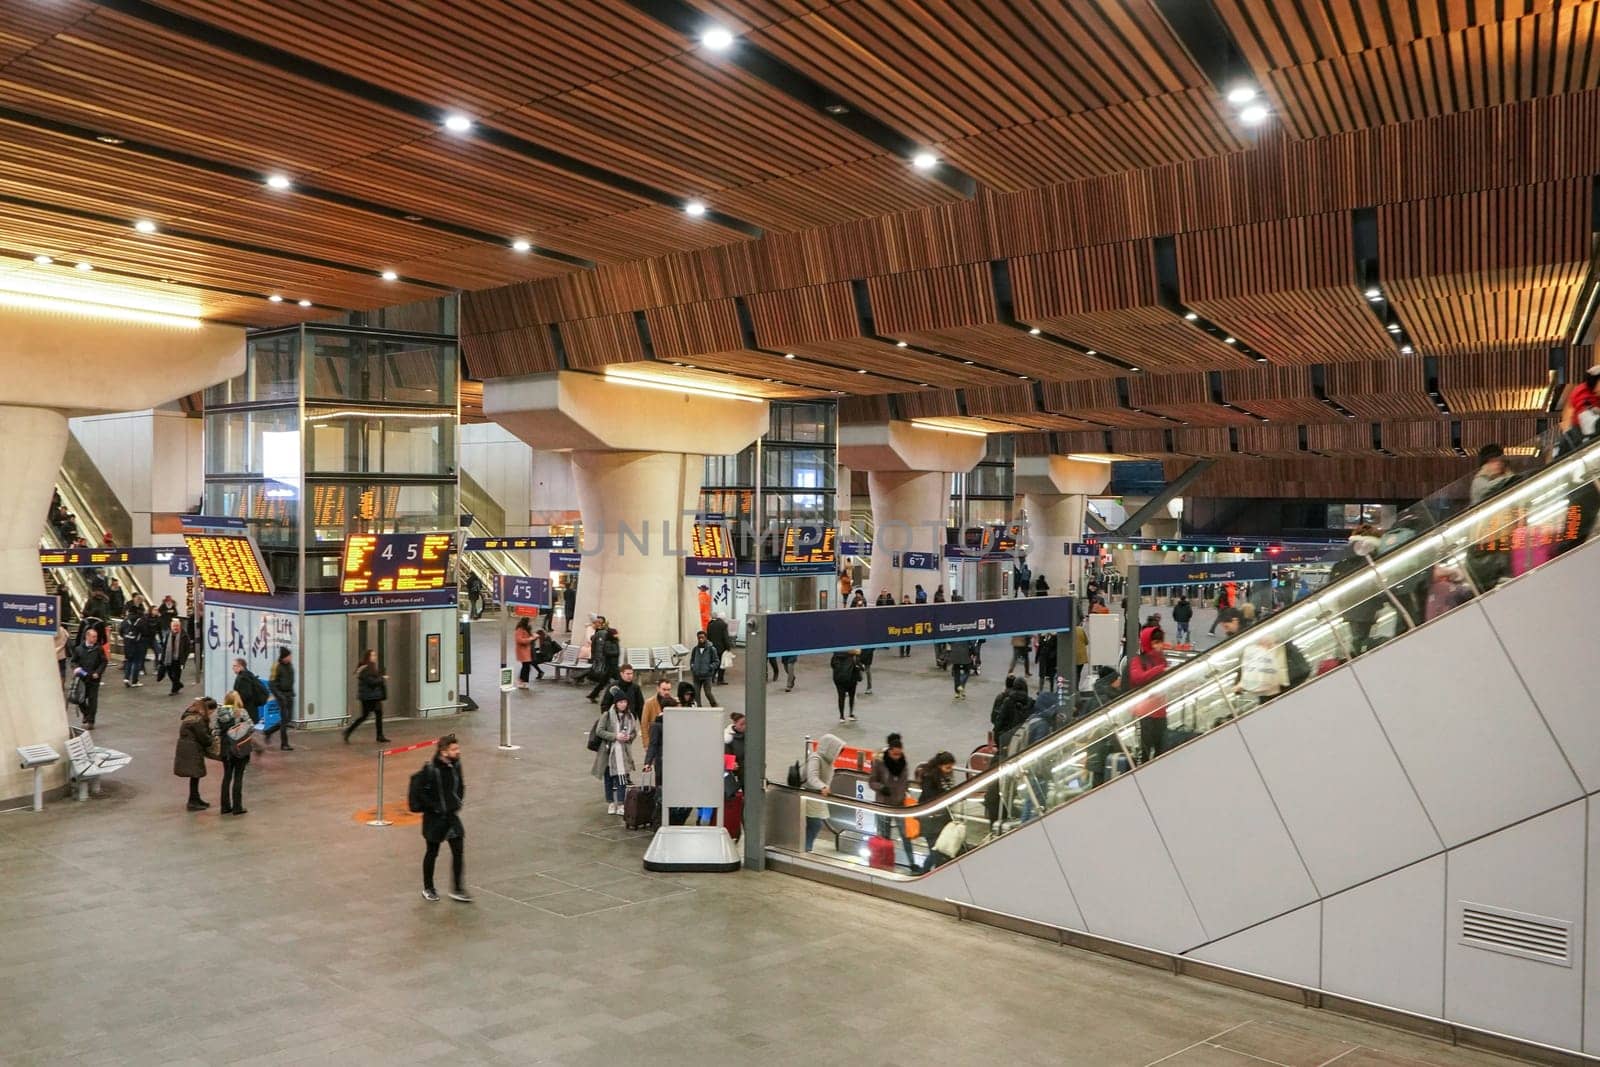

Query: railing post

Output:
[366, 748, 391, 827]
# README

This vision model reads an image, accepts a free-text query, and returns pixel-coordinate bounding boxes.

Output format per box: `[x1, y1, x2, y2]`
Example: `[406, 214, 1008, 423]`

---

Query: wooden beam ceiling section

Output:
[1233, 423, 1309, 458]
[1435, 347, 1556, 413]
[1038, 378, 1168, 428]
[963, 384, 1104, 432]
[1379, 420, 1455, 457]
[0, 255, 304, 325]
[893, 390, 1020, 434]
[1174, 425, 1236, 457]
[866, 262, 1122, 380]
[1306, 419, 1379, 455]
[1219, 365, 1343, 423]
[745, 0, 1241, 191]
[1324, 358, 1439, 418]
[1379, 180, 1592, 354]
[1216, 0, 1600, 141]
[1174, 213, 1398, 363]
[1110, 428, 1179, 458]
[1172, 456, 1476, 500]
[1010, 242, 1259, 372]
[1129, 373, 1262, 425]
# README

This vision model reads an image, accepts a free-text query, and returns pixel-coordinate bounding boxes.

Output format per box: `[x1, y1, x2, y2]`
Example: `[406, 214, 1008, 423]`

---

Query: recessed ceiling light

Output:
[511, 238, 531, 253]
[1226, 85, 1258, 105]
[380, 270, 398, 281]
[1255, 356, 1268, 363]
[402, 214, 424, 222]
[74, 261, 92, 272]
[857, 368, 867, 374]
[1223, 336, 1236, 344]
[265, 173, 292, 191]
[961, 360, 975, 365]
[911, 151, 938, 170]
[32, 254, 52, 265]
[1386, 323, 1401, 332]
[1028, 327, 1041, 335]
[1400, 344, 1414, 354]
[268, 294, 283, 303]
[684, 200, 707, 217]
[685, 364, 696, 369]
[895, 341, 907, 348]
[1183, 311, 1198, 321]
[823, 103, 849, 115]
[1018, 375, 1029, 380]
[95, 134, 125, 145]
[701, 26, 735, 50]
[918, 382, 929, 387]
[297, 299, 312, 307]
[783, 353, 795, 359]
[1364, 287, 1381, 299]
[1239, 104, 1270, 125]
[1130, 366, 1141, 372]
[134, 219, 157, 234]
[1086, 349, 1096, 355]
[442, 113, 474, 133]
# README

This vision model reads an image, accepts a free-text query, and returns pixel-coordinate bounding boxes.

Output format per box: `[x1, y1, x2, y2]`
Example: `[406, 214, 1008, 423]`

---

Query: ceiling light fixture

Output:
[783, 353, 795, 359]
[1184, 311, 1198, 321]
[684, 200, 707, 217]
[1386, 323, 1401, 332]
[94, 134, 125, 145]
[32, 254, 52, 266]
[1239, 104, 1270, 125]
[1086, 349, 1096, 355]
[894, 341, 907, 348]
[1364, 287, 1381, 299]
[961, 360, 975, 365]
[268, 294, 283, 303]
[1400, 344, 1414, 354]
[134, 219, 157, 234]
[1227, 85, 1258, 105]
[0, 276, 202, 328]
[511, 239, 532, 253]
[604, 368, 761, 403]
[857, 368, 867, 374]
[380, 270, 398, 281]
[1018, 374, 1029, 380]
[402, 214, 424, 222]
[74, 261, 92, 272]
[910, 420, 987, 438]
[442, 113, 474, 133]
[701, 26, 735, 50]
[1223, 336, 1236, 344]
[1028, 327, 1041, 335]
[911, 151, 938, 170]
[824, 103, 850, 115]
[298, 299, 312, 307]
[265, 173, 292, 191]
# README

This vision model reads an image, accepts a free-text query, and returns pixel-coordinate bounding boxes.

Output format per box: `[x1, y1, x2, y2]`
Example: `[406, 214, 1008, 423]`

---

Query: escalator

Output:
[764, 430, 1600, 1056]
[455, 468, 530, 612]
[41, 431, 150, 623]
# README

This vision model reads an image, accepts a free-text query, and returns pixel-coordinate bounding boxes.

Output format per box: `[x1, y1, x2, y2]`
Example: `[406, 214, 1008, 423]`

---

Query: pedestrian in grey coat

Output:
[591, 697, 638, 815]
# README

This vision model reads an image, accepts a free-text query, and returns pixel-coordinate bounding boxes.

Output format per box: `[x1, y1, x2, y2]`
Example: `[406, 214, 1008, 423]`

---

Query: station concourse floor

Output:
[0, 611, 1513, 1066]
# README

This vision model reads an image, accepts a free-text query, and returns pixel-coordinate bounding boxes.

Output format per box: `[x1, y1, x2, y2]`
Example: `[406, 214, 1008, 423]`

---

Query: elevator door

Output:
[347, 612, 418, 718]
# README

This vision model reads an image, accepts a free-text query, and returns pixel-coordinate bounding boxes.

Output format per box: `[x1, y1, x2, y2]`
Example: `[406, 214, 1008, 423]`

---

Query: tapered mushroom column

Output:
[0, 307, 244, 804]
[1015, 455, 1112, 592]
[485, 372, 769, 648]
[838, 421, 987, 602]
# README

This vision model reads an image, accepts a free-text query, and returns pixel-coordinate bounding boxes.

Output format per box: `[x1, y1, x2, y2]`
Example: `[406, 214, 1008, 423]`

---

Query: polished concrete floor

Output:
[0, 625, 1513, 1066]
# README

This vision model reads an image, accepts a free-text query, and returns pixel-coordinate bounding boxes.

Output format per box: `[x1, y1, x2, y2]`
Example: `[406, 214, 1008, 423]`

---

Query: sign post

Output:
[494, 575, 552, 752]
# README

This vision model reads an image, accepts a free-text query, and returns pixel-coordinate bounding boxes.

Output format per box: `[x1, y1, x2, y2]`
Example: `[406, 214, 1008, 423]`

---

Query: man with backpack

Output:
[409, 733, 470, 903]
[231, 657, 271, 724]
[465, 572, 485, 619]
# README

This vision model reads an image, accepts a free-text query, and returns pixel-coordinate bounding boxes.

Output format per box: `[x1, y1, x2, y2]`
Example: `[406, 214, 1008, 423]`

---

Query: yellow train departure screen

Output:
[340, 533, 454, 594]
[182, 533, 274, 595]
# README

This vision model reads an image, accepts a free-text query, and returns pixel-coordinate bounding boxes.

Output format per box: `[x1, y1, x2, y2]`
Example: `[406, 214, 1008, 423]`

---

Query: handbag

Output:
[933, 817, 967, 858]
[720, 649, 734, 670]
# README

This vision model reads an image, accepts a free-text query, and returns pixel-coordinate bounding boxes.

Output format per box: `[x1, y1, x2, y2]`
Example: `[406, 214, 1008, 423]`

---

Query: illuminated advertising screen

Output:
[182, 532, 274, 595]
[340, 532, 454, 594]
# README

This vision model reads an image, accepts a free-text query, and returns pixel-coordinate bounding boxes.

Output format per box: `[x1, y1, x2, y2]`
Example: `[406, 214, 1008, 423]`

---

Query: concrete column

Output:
[865, 469, 949, 602]
[570, 450, 705, 649]
[0, 407, 71, 803]
[1015, 455, 1112, 595]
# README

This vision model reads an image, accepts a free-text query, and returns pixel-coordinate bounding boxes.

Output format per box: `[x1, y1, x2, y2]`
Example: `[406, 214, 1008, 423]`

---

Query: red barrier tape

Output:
[381, 739, 437, 758]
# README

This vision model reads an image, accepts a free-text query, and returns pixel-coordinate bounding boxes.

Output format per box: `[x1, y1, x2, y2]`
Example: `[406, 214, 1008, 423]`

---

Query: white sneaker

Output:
[606, 803, 618, 815]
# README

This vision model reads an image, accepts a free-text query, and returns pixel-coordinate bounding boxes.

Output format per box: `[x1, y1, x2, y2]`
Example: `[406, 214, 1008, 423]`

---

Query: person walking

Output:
[778, 654, 797, 692]
[160, 618, 191, 695]
[868, 733, 913, 868]
[706, 613, 731, 684]
[214, 692, 253, 815]
[858, 644, 877, 695]
[70, 628, 108, 728]
[830, 649, 861, 722]
[173, 697, 215, 812]
[1172, 595, 1193, 645]
[947, 638, 974, 699]
[586, 624, 620, 702]
[120, 605, 147, 687]
[465, 572, 485, 619]
[514, 617, 535, 688]
[591, 694, 638, 816]
[414, 733, 470, 902]
[54, 622, 70, 685]
[1008, 633, 1031, 676]
[266, 646, 295, 750]
[916, 752, 958, 871]
[345, 648, 390, 743]
[697, 583, 712, 633]
[1036, 631, 1058, 692]
[802, 733, 845, 851]
[231, 657, 270, 724]
[690, 630, 719, 706]
[562, 579, 577, 633]
[898, 594, 913, 656]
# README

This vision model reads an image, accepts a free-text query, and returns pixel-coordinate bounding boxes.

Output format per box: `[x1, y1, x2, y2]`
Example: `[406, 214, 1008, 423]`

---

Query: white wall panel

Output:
[70, 411, 149, 513]
[1239, 669, 1442, 894]
[956, 818, 1085, 932]
[1479, 539, 1600, 791]
[1134, 726, 1317, 939]
[1586, 797, 1599, 1056]
[1445, 801, 1586, 1051]
[1321, 855, 1446, 1017]
[1188, 902, 1320, 988]
[1041, 774, 1208, 952]
[1352, 604, 1581, 846]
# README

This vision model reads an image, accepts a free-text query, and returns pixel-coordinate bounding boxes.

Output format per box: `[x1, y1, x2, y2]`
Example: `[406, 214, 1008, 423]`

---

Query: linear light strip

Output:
[0, 288, 201, 328]
[602, 369, 763, 403]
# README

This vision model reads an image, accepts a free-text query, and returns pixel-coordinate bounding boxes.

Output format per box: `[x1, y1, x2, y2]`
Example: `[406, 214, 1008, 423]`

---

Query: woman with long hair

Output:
[345, 648, 390, 744]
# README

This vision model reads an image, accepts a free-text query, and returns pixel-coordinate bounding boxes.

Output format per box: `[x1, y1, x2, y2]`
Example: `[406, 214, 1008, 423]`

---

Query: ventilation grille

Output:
[1459, 902, 1572, 967]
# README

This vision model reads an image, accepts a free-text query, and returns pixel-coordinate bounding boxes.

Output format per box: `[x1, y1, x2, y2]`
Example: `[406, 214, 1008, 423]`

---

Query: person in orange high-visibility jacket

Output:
[697, 584, 712, 633]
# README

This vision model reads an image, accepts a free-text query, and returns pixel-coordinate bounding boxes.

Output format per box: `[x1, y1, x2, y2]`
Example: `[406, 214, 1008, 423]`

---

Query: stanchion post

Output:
[366, 749, 392, 827]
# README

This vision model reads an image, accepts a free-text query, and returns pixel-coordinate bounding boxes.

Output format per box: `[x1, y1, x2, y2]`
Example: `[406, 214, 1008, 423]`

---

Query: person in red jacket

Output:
[1127, 626, 1171, 762]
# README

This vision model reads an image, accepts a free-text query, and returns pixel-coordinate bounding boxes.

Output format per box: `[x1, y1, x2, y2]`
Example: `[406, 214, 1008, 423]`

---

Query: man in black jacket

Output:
[414, 734, 470, 903]
[231, 657, 271, 724]
[160, 618, 191, 695]
[706, 614, 731, 684]
[601, 664, 644, 721]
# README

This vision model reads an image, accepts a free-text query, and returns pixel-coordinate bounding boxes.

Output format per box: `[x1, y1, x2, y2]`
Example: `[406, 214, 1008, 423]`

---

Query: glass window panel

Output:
[305, 332, 457, 405]
[204, 408, 299, 476]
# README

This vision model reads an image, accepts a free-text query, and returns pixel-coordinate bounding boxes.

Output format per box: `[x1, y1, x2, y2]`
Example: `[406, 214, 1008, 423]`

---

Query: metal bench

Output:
[650, 645, 682, 682]
[73, 727, 130, 764]
[551, 645, 588, 682]
[65, 733, 130, 801]
[16, 744, 61, 812]
[625, 647, 650, 677]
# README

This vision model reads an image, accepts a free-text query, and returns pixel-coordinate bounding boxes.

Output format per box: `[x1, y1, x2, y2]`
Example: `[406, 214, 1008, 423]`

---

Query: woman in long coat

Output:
[173, 697, 215, 812]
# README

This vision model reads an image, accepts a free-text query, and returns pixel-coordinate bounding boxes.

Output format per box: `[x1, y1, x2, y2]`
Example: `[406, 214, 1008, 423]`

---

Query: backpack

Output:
[786, 760, 803, 788]
[407, 763, 431, 813]
[218, 709, 254, 758]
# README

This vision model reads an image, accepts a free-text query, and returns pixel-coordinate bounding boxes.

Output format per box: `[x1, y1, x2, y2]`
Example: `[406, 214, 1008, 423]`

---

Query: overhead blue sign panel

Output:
[685, 557, 736, 577]
[766, 595, 1074, 657]
[894, 551, 938, 570]
[549, 551, 582, 573]
[179, 515, 248, 530]
[463, 536, 575, 552]
[1065, 542, 1099, 557]
[40, 547, 174, 568]
[0, 594, 57, 634]
[1137, 561, 1273, 586]
[498, 575, 551, 609]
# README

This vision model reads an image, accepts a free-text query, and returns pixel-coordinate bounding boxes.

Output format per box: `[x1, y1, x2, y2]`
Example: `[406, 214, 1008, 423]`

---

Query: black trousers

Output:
[80, 679, 101, 725]
[220, 756, 246, 810]
[519, 661, 533, 683]
[346, 699, 384, 739]
[264, 692, 292, 745]
[166, 660, 185, 694]
[1139, 716, 1167, 762]
[423, 834, 464, 893]
[694, 677, 717, 706]
[835, 681, 857, 716]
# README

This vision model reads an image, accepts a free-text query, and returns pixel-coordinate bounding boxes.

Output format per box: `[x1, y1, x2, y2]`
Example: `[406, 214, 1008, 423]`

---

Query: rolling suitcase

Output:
[724, 790, 744, 840]
[866, 835, 895, 870]
[623, 785, 659, 830]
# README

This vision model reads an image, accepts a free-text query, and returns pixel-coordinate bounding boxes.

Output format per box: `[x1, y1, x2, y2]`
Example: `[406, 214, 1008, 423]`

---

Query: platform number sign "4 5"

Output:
[381, 541, 420, 562]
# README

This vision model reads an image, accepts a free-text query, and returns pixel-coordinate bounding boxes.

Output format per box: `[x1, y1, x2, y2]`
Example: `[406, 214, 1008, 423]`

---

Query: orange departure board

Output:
[782, 525, 836, 564]
[690, 523, 732, 559]
[182, 532, 274, 595]
[340, 532, 454, 594]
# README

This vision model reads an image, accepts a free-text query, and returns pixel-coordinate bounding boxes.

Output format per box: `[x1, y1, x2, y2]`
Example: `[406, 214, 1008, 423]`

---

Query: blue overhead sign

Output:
[894, 551, 938, 570]
[549, 551, 582, 573]
[1065, 542, 1100, 557]
[685, 557, 736, 577]
[498, 575, 551, 609]
[40, 547, 173, 568]
[766, 595, 1074, 657]
[179, 515, 248, 530]
[464, 536, 575, 552]
[1137, 561, 1273, 587]
[0, 593, 57, 634]
[168, 552, 196, 576]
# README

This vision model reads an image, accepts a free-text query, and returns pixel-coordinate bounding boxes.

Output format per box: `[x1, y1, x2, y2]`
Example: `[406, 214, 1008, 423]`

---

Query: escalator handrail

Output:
[764, 429, 1600, 830]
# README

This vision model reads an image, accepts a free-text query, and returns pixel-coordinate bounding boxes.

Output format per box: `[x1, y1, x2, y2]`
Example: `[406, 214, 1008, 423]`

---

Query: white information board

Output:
[661, 708, 726, 811]
[1086, 611, 1124, 668]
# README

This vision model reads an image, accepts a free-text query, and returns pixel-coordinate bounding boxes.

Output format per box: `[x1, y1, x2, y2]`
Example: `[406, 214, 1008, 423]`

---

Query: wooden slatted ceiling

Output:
[1380, 181, 1590, 353]
[1176, 426, 1237, 456]
[1039, 378, 1169, 428]
[1175, 456, 1474, 499]
[0, 1, 93, 66]
[1381, 420, 1454, 456]
[1110, 428, 1175, 457]
[1175, 214, 1397, 363]
[0, 255, 300, 326]
[1324, 358, 1439, 418]
[1235, 423, 1307, 457]
[1306, 420, 1375, 454]
[1217, 1, 1600, 140]
[1459, 416, 1543, 452]
[1009, 244, 1259, 371]
[1435, 347, 1555, 413]
[1219, 365, 1340, 423]
[1129, 373, 1261, 425]
[654, 347, 907, 393]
